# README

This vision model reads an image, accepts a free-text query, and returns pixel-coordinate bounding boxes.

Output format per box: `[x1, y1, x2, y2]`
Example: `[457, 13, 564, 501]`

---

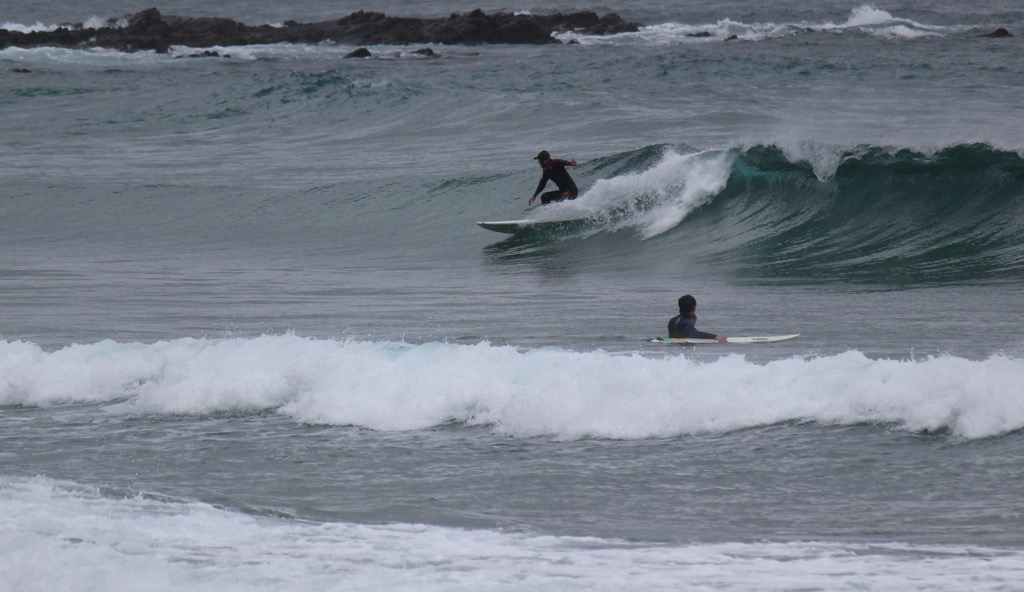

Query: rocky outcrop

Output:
[0, 7, 641, 53]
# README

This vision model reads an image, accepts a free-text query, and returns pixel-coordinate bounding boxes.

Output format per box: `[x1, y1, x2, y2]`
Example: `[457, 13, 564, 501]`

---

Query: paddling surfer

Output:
[528, 150, 579, 205]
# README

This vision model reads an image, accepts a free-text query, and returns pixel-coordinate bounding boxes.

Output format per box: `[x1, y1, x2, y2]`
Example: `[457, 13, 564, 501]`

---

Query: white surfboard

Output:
[477, 218, 588, 234]
[649, 334, 800, 344]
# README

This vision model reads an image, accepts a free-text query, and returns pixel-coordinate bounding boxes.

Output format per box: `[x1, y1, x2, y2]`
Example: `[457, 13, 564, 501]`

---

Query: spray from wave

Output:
[530, 146, 734, 239]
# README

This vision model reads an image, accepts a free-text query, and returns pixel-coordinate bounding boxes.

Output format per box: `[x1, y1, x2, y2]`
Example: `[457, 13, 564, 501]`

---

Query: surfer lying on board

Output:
[528, 150, 579, 205]
[669, 295, 728, 342]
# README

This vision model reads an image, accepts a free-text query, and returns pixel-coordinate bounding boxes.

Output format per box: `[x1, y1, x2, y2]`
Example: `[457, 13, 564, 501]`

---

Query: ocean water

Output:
[2, 1, 1024, 590]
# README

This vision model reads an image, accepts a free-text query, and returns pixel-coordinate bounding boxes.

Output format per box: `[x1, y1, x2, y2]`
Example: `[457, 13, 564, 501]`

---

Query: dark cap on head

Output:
[534, 150, 550, 161]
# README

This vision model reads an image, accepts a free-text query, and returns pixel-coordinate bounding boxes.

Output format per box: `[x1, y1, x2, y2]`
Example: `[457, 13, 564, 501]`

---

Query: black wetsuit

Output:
[533, 159, 579, 204]
[668, 315, 718, 339]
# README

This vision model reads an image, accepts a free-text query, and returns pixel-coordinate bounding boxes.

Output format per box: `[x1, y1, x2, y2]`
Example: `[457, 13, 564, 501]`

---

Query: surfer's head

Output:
[534, 150, 550, 165]
[678, 294, 697, 316]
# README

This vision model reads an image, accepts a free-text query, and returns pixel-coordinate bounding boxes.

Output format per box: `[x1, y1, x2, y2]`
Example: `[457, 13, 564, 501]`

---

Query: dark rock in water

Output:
[724, 34, 739, 42]
[178, 50, 229, 58]
[980, 28, 1012, 38]
[411, 47, 437, 57]
[687, 31, 713, 38]
[0, 7, 643, 53]
[344, 47, 372, 58]
[13, 67, 32, 73]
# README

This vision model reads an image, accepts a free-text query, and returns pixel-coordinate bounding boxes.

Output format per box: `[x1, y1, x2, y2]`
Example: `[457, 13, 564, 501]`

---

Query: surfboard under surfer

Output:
[528, 150, 579, 205]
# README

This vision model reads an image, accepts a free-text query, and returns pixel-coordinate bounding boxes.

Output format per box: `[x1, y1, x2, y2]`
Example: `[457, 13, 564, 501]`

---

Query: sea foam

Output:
[555, 4, 962, 45]
[1, 336, 1022, 440]
[2, 475, 1023, 592]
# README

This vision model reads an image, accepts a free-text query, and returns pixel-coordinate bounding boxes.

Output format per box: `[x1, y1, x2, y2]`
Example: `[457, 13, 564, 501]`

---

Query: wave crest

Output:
[2, 337, 1023, 440]
[554, 142, 1024, 283]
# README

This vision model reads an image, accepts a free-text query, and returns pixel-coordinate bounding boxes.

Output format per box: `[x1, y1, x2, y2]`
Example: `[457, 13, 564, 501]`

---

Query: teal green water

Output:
[2, 2, 1024, 589]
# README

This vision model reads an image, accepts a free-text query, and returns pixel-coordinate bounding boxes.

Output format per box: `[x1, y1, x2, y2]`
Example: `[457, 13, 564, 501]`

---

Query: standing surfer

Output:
[529, 150, 579, 205]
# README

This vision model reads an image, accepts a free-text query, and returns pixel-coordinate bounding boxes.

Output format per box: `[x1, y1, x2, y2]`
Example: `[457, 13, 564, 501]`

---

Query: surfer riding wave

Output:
[529, 150, 578, 205]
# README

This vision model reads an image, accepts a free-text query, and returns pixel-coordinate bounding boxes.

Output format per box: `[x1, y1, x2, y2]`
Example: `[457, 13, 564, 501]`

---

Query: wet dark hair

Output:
[678, 294, 697, 315]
